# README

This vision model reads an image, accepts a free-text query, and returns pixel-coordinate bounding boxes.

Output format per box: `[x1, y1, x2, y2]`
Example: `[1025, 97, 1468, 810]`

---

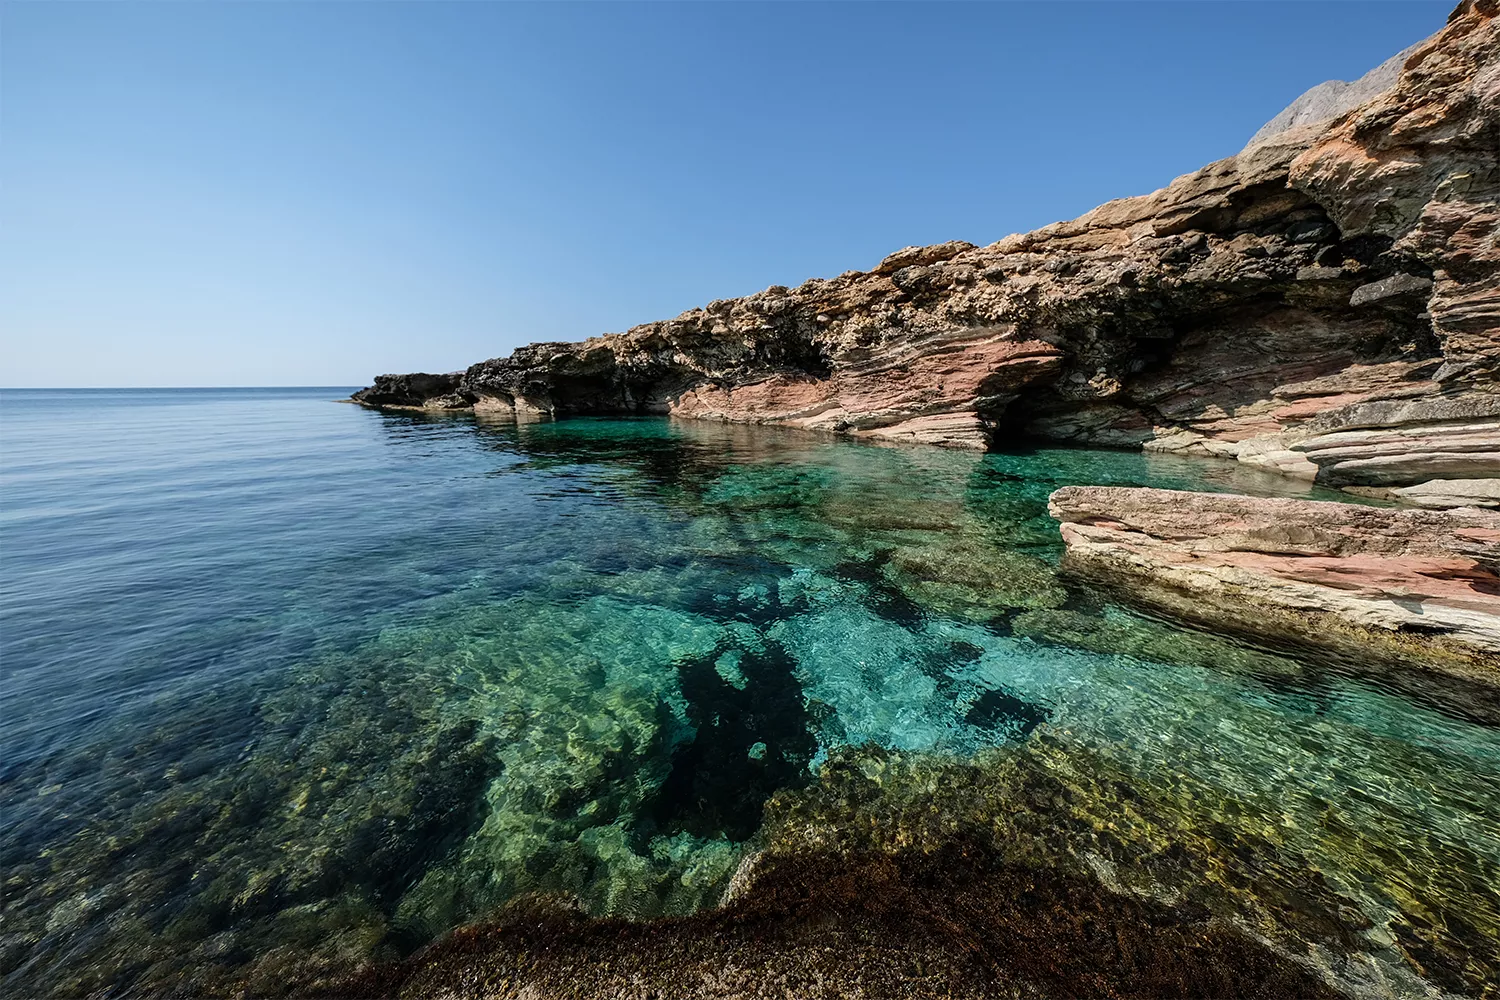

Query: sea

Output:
[2, 387, 1496, 996]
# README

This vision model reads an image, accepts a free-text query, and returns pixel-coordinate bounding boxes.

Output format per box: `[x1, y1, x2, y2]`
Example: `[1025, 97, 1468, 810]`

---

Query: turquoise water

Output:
[2, 388, 1497, 997]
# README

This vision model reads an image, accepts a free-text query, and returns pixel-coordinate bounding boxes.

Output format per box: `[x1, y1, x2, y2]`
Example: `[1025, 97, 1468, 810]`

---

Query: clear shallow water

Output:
[1, 388, 1497, 997]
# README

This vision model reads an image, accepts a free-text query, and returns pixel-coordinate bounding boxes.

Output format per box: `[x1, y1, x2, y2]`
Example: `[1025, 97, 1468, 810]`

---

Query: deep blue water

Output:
[2, 388, 1497, 997]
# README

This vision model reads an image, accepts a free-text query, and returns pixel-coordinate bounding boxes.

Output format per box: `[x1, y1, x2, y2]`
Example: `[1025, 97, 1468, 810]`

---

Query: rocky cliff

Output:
[356, 0, 1499, 496]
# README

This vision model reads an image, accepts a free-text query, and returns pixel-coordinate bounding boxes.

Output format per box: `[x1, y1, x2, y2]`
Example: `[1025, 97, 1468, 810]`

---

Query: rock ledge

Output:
[1049, 485, 1500, 684]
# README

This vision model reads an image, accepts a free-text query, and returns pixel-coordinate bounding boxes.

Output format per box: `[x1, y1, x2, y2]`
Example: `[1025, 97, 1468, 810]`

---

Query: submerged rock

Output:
[354, 1, 1499, 493]
[1048, 485, 1500, 683]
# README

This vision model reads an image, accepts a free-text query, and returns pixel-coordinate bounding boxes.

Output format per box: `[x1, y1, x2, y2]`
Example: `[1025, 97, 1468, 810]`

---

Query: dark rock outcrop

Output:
[355, 2, 1497, 497]
[352, 372, 468, 410]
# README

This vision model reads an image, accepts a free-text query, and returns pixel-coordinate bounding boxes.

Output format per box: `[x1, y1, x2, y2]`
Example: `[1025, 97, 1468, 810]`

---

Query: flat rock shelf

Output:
[1049, 486, 1500, 684]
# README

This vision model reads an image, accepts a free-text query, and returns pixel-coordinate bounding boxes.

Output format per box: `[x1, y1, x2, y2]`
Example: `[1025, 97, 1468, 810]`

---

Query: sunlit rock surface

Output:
[1049, 485, 1500, 681]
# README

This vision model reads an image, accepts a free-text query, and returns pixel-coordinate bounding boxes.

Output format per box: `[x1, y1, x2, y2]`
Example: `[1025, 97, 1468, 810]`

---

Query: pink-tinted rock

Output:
[1048, 485, 1500, 683]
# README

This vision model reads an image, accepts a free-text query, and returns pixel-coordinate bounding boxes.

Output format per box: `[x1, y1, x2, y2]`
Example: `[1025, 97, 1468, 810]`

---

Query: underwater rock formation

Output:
[356, 0, 1499, 499]
[1049, 485, 1500, 682]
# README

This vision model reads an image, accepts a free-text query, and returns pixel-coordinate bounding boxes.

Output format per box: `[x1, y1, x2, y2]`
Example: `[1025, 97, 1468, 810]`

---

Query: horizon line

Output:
[1, 384, 364, 391]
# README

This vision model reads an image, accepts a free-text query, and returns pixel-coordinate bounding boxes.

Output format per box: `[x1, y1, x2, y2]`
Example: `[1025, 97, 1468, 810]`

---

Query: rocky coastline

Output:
[355, 0, 1499, 675]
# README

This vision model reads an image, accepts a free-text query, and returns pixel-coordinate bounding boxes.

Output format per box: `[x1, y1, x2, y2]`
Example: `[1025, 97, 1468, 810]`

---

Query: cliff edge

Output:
[356, 0, 1499, 499]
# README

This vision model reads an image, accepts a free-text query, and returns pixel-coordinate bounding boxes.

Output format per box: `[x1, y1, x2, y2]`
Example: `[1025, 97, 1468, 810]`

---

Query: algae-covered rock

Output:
[342, 843, 1343, 1000]
[885, 544, 1069, 617]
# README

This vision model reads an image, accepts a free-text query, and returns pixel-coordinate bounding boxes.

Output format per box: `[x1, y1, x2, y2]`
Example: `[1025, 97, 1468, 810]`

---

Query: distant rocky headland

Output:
[357, 1, 1499, 676]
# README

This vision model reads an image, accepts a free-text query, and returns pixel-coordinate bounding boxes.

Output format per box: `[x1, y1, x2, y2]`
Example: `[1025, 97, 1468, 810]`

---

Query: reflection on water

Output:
[1, 390, 1496, 997]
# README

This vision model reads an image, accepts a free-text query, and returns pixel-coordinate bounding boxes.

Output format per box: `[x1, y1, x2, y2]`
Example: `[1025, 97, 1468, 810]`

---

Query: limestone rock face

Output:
[1048, 485, 1500, 683]
[355, 1, 1499, 483]
[1247, 41, 1428, 146]
[1290, 394, 1500, 484]
[1392, 476, 1500, 507]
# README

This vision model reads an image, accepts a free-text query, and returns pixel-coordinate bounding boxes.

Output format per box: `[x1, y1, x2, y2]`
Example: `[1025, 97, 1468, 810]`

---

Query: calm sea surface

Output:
[2, 387, 1497, 997]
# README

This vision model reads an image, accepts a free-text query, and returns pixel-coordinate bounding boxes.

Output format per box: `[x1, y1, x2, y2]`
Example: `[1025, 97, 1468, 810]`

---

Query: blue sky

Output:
[2, 1, 1448, 387]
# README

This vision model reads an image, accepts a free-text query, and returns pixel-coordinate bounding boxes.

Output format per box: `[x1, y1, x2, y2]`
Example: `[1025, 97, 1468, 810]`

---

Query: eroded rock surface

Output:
[1049, 485, 1500, 682]
[356, 1, 1498, 488]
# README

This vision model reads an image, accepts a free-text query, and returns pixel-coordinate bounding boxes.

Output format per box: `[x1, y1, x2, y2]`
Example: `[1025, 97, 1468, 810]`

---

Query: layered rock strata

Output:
[356, 1, 1499, 498]
[1049, 485, 1500, 683]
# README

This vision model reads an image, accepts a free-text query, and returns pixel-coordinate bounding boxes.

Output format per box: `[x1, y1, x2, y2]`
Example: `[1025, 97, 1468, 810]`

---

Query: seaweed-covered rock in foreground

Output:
[354, 1, 1499, 500]
[1049, 485, 1500, 682]
[326, 847, 1341, 1000]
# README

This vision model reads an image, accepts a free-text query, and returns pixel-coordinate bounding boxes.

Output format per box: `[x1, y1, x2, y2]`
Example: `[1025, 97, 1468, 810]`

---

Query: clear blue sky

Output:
[1, 1, 1449, 387]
